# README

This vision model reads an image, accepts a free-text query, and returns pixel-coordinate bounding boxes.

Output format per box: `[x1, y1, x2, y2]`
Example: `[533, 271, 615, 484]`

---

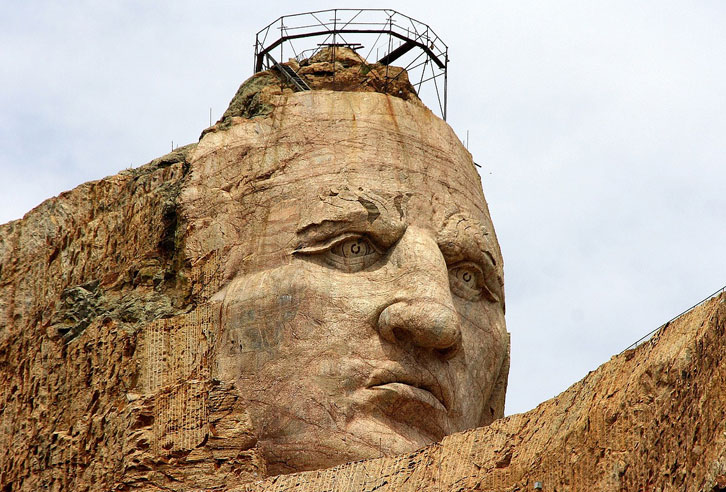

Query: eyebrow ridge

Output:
[436, 216, 499, 272]
[296, 208, 405, 250]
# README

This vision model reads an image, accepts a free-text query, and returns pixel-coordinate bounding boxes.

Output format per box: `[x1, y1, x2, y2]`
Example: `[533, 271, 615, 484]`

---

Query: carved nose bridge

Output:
[376, 227, 461, 354]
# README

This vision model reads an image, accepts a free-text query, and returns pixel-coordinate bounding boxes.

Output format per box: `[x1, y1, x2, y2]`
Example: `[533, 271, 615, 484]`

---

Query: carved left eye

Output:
[448, 263, 497, 302]
[448, 264, 481, 301]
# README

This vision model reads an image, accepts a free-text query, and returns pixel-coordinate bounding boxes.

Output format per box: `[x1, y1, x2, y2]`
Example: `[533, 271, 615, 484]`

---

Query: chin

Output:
[260, 414, 442, 475]
[259, 431, 379, 476]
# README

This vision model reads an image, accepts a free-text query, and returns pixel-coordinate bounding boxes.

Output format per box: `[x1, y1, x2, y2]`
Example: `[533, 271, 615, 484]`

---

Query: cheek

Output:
[216, 268, 305, 381]
[216, 263, 384, 382]
[454, 300, 507, 393]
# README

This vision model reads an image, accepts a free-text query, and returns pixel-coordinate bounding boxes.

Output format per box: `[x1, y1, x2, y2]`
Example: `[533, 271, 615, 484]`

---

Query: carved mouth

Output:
[366, 369, 449, 413]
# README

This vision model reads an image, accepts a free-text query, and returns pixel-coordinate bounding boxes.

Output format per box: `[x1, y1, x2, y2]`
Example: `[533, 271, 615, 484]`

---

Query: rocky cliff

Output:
[0, 50, 466, 490]
[1, 48, 724, 491]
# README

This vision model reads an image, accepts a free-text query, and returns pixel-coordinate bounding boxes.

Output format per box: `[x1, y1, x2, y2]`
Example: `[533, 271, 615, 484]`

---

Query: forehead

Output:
[183, 91, 498, 269]
[260, 94, 490, 219]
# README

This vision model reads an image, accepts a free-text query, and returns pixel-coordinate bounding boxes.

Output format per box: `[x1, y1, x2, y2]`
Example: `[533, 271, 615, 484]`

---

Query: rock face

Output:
[1, 51, 508, 490]
[1, 47, 724, 492]
[187, 91, 509, 476]
[232, 292, 726, 491]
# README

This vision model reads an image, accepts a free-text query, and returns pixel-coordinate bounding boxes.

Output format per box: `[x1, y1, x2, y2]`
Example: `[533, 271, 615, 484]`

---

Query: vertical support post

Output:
[332, 9, 337, 89]
[383, 13, 392, 94]
[254, 33, 259, 73]
[443, 49, 449, 120]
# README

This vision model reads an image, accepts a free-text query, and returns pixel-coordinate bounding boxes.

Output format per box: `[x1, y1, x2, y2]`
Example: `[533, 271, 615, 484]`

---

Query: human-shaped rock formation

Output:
[0, 48, 509, 489]
[183, 46, 510, 474]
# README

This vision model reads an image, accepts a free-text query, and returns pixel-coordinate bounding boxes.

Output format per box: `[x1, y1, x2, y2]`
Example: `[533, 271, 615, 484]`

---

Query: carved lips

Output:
[365, 366, 450, 414]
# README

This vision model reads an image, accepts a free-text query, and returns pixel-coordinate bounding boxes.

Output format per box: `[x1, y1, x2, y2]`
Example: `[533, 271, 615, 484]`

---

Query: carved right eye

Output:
[448, 262, 499, 303]
[295, 234, 382, 272]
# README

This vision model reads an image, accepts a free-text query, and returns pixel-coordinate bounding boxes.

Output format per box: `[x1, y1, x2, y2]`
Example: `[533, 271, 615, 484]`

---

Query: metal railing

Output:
[253, 9, 449, 119]
[623, 284, 726, 352]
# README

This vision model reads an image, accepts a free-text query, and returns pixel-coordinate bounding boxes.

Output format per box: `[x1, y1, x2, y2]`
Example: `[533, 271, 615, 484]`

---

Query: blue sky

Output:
[1, 1, 725, 415]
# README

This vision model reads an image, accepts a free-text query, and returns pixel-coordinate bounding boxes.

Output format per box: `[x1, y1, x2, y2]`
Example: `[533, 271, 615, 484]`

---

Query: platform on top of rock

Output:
[252, 9, 449, 120]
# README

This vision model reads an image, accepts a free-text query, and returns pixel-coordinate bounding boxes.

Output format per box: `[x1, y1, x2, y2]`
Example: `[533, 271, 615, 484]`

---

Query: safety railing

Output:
[623, 284, 726, 352]
[253, 9, 449, 119]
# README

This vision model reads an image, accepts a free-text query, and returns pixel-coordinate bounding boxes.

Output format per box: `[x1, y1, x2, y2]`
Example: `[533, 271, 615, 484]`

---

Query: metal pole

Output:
[384, 14, 392, 94]
[443, 49, 448, 120]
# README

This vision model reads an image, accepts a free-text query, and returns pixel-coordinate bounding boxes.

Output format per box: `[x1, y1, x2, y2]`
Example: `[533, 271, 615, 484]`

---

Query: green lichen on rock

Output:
[222, 71, 282, 120]
[201, 71, 291, 139]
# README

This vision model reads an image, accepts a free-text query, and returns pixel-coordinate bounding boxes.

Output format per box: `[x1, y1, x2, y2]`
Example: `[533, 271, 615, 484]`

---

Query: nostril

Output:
[377, 301, 462, 353]
[392, 327, 411, 343]
[435, 345, 459, 360]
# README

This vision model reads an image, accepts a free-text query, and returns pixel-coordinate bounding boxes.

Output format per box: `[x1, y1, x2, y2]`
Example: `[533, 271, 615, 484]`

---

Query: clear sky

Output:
[1, 1, 724, 415]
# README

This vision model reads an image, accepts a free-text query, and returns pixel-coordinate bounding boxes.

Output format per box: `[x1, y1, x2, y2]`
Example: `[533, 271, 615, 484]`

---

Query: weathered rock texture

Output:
[1, 47, 724, 492]
[208, 46, 421, 137]
[186, 90, 508, 475]
[0, 146, 190, 487]
[232, 292, 726, 491]
[2, 50, 508, 490]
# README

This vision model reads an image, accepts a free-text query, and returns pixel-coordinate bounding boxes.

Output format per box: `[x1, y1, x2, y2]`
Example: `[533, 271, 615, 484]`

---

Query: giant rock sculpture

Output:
[1, 47, 724, 491]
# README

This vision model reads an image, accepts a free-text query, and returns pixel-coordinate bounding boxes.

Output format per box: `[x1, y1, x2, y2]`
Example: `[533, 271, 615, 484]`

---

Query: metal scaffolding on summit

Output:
[253, 9, 450, 120]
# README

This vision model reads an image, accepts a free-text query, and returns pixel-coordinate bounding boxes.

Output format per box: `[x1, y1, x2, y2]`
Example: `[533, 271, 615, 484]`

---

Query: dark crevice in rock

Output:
[158, 201, 179, 259]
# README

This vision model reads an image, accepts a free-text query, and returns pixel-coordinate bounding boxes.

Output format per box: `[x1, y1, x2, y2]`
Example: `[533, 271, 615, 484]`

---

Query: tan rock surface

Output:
[234, 292, 726, 491]
[2, 51, 508, 489]
[1, 47, 724, 492]
[186, 88, 509, 475]
[0, 148, 201, 490]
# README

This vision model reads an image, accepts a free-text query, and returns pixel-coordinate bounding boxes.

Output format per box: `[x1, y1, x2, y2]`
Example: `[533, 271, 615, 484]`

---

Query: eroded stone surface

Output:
[0, 148, 196, 490]
[1, 50, 508, 489]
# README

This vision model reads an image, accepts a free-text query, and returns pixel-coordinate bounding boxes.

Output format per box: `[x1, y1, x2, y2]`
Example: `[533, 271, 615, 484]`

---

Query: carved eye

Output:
[295, 234, 382, 272]
[448, 263, 498, 302]
[330, 237, 376, 259]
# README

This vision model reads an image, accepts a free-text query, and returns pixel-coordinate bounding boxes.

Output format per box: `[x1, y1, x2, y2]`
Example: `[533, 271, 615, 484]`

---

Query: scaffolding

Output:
[254, 9, 449, 120]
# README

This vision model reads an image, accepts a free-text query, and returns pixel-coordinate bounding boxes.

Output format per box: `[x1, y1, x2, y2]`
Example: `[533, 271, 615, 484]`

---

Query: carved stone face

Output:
[190, 91, 508, 474]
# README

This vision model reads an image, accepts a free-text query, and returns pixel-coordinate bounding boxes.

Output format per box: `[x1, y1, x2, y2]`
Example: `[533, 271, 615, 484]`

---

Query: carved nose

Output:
[378, 300, 461, 357]
[376, 227, 462, 357]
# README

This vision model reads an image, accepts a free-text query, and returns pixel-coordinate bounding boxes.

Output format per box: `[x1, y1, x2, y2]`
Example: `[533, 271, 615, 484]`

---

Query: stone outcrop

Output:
[0, 148, 197, 490]
[1, 46, 724, 492]
[209, 46, 421, 137]
[2, 49, 507, 489]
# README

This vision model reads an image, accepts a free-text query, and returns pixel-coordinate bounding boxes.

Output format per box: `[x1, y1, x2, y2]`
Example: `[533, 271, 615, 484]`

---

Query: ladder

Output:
[265, 53, 311, 92]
